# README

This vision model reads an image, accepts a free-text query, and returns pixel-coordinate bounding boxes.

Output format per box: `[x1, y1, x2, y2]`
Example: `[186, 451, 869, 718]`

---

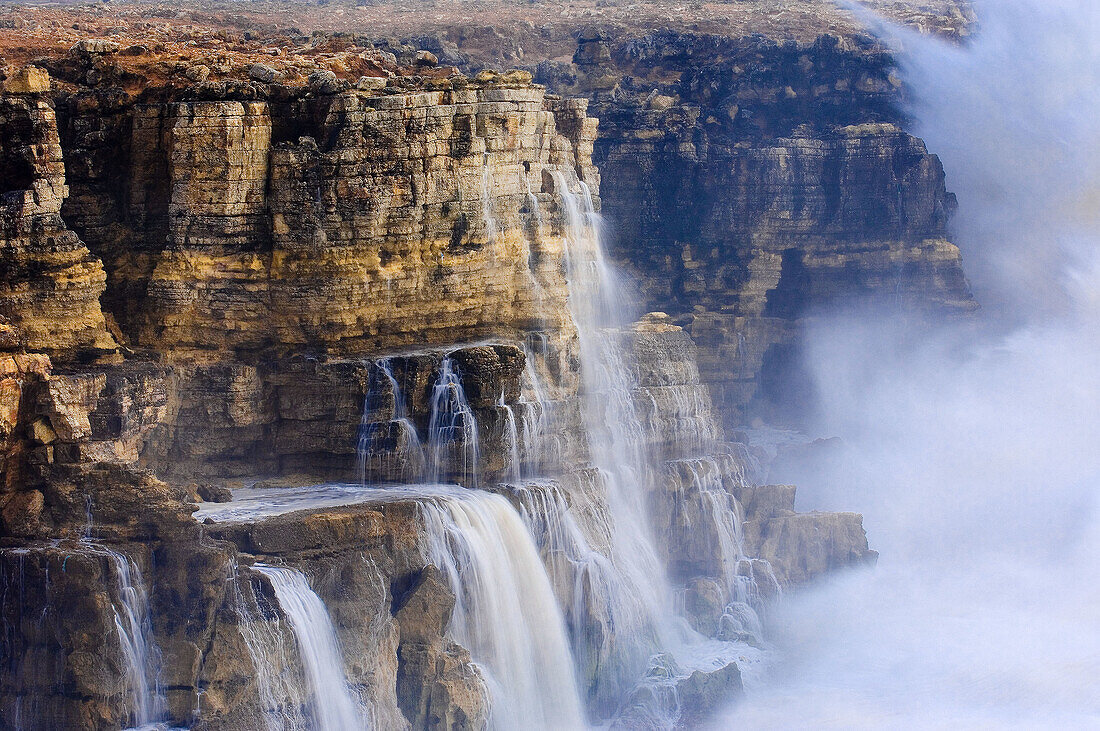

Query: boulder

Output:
[3, 66, 49, 94]
[248, 63, 278, 83]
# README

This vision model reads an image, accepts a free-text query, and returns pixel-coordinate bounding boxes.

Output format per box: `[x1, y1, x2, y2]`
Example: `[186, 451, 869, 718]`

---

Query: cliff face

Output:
[0, 94, 118, 361]
[543, 30, 977, 424]
[0, 22, 880, 731]
[57, 83, 592, 358]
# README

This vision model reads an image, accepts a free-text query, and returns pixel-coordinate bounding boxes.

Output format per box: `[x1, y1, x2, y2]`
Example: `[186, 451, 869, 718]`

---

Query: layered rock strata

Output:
[0, 44, 873, 731]
[0, 94, 118, 361]
[555, 30, 977, 424]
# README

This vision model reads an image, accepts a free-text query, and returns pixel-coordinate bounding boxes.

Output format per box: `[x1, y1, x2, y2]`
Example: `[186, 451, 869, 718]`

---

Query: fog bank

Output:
[720, 1, 1100, 726]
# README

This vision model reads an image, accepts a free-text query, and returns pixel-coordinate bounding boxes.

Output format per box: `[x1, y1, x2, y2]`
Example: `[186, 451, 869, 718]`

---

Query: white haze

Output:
[718, 0, 1100, 727]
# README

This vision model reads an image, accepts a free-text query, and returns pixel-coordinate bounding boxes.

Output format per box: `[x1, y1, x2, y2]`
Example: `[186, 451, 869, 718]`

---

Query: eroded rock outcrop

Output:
[0, 91, 118, 361]
[57, 82, 594, 359]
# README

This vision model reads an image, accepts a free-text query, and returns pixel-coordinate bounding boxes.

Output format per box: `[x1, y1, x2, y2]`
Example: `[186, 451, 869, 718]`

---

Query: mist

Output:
[719, 0, 1100, 726]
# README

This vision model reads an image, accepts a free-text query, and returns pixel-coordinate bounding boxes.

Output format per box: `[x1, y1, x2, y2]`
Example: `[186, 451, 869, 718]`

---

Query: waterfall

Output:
[427, 357, 480, 487]
[551, 169, 676, 645]
[1, 543, 165, 729]
[497, 391, 523, 483]
[65, 543, 166, 729]
[549, 171, 773, 718]
[667, 457, 775, 641]
[510, 480, 654, 705]
[223, 560, 311, 731]
[105, 550, 162, 727]
[252, 565, 367, 731]
[419, 490, 586, 730]
[358, 359, 426, 484]
[517, 341, 560, 473]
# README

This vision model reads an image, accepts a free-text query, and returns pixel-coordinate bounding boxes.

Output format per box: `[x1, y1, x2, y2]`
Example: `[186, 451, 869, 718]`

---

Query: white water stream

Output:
[251, 565, 367, 731]
[420, 490, 586, 730]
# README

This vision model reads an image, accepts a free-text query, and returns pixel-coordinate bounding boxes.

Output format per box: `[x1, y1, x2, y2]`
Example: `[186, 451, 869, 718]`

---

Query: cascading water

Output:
[427, 357, 480, 487]
[525, 170, 544, 238]
[358, 359, 426, 484]
[417, 489, 587, 730]
[220, 558, 312, 731]
[103, 547, 164, 728]
[509, 479, 655, 707]
[184, 145, 768, 731]
[0, 541, 166, 729]
[550, 169, 674, 645]
[666, 457, 772, 641]
[516, 340, 562, 474]
[252, 565, 368, 731]
[548, 169, 773, 721]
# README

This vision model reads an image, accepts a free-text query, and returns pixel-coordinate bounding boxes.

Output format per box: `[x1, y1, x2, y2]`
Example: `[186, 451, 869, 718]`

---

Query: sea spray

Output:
[723, 1, 1100, 725]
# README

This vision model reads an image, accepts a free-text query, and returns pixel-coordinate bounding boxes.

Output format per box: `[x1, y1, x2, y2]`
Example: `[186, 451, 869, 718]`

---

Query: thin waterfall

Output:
[358, 359, 426, 484]
[106, 551, 161, 727]
[510, 480, 655, 706]
[1, 543, 165, 729]
[523, 169, 552, 311]
[427, 357, 480, 487]
[518, 342, 560, 472]
[356, 378, 374, 484]
[223, 559, 311, 731]
[668, 457, 774, 640]
[76, 543, 166, 728]
[80, 507, 163, 724]
[550, 172, 775, 719]
[419, 490, 586, 730]
[253, 565, 368, 731]
[497, 391, 523, 483]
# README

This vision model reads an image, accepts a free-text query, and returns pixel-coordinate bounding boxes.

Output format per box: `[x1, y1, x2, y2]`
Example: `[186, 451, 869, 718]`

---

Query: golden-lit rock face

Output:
[0, 96, 118, 361]
[52, 85, 595, 360]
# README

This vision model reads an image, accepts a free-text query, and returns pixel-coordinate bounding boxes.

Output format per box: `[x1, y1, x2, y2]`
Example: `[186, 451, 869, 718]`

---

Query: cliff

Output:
[354, 14, 979, 425]
[0, 7, 906, 730]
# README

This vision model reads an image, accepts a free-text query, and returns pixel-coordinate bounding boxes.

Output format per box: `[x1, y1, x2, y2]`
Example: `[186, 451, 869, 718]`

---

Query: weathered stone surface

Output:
[3, 67, 50, 95]
[1, 545, 138, 729]
[742, 509, 878, 586]
[674, 661, 744, 729]
[0, 96, 117, 360]
[52, 85, 594, 360]
[395, 565, 488, 730]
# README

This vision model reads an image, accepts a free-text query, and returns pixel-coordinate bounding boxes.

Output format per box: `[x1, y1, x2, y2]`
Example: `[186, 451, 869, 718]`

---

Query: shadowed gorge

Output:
[6, 1, 1085, 730]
